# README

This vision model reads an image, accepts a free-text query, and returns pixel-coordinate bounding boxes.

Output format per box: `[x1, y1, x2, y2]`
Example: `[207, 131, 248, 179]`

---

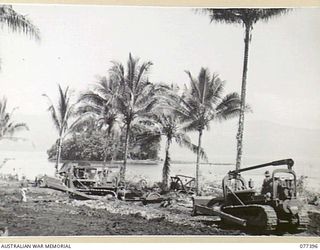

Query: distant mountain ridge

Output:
[0, 114, 319, 164]
[168, 119, 320, 163]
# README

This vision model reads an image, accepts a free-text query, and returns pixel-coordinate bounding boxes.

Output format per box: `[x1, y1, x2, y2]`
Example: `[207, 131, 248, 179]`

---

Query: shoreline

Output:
[47, 159, 234, 166]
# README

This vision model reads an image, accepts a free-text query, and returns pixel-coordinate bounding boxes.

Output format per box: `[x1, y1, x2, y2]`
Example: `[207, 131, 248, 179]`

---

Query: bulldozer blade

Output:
[194, 205, 247, 227]
[193, 196, 222, 206]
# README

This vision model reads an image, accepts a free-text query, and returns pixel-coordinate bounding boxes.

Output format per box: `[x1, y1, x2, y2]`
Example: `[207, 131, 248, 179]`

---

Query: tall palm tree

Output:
[137, 113, 207, 190]
[78, 76, 121, 162]
[0, 97, 28, 141]
[178, 68, 242, 194]
[110, 53, 159, 181]
[43, 85, 75, 173]
[201, 8, 289, 170]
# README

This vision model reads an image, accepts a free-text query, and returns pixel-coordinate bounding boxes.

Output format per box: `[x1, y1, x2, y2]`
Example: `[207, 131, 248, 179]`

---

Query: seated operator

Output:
[261, 170, 273, 195]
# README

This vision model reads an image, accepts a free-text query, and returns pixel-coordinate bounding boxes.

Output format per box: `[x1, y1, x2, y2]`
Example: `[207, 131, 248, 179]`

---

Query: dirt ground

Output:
[0, 180, 318, 236]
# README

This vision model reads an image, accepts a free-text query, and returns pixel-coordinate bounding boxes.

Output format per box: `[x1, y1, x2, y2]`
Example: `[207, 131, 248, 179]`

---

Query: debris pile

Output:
[307, 210, 320, 235]
[69, 192, 217, 228]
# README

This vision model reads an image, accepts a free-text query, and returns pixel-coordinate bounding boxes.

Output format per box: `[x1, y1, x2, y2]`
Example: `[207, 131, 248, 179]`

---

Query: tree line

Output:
[0, 5, 290, 194]
[44, 54, 242, 192]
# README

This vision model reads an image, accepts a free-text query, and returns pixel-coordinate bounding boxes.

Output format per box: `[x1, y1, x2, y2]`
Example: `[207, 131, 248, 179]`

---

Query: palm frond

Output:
[79, 92, 108, 106]
[43, 84, 75, 137]
[58, 84, 69, 125]
[202, 8, 243, 25]
[216, 92, 241, 111]
[43, 95, 61, 132]
[182, 119, 202, 133]
[110, 53, 157, 129]
[175, 132, 208, 161]
[207, 74, 224, 106]
[0, 97, 28, 140]
[6, 122, 29, 135]
[110, 61, 125, 85]
[135, 61, 153, 89]
[249, 9, 290, 24]
[0, 97, 7, 117]
[215, 93, 240, 121]
[185, 70, 201, 102]
[198, 67, 211, 103]
[0, 5, 40, 41]
[135, 98, 158, 116]
[201, 8, 289, 27]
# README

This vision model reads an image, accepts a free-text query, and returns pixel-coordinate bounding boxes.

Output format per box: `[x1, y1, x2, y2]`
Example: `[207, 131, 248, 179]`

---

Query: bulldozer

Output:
[192, 159, 309, 231]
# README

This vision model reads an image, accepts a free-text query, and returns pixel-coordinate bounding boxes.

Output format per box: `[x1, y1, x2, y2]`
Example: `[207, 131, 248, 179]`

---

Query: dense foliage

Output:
[47, 129, 160, 162]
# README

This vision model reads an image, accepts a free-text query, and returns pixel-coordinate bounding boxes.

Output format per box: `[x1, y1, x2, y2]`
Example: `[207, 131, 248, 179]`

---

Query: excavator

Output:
[192, 159, 309, 231]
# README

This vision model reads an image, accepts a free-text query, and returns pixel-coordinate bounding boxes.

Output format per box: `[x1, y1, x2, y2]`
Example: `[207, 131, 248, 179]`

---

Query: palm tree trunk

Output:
[110, 132, 116, 163]
[103, 147, 108, 163]
[111, 140, 117, 163]
[55, 135, 62, 175]
[103, 136, 108, 163]
[236, 24, 251, 170]
[196, 129, 203, 195]
[162, 137, 171, 191]
[121, 122, 130, 182]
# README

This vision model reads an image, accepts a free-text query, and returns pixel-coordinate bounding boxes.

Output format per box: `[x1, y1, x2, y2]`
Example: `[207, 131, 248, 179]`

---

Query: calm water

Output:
[0, 151, 319, 192]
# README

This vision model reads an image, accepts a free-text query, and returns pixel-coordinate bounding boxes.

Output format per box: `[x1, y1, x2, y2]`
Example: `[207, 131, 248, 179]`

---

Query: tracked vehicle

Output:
[59, 162, 121, 197]
[193, 159, 309, 231]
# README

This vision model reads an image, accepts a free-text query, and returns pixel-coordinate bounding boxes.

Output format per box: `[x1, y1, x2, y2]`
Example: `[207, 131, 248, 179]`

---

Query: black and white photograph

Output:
[0, 3, 319, 237]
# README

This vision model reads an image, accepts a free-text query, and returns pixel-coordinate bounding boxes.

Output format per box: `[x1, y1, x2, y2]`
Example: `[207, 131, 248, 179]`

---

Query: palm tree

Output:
[201, 8, 289, 170]
[178, 68, 242, 194]
[0, 5, 40, 68]
[43, 85, 75, 173]
[137, 113, 207, 190]
[110, 53, 159, 181]
[78, 76, 121, 162]
[0, 97, 28, 141]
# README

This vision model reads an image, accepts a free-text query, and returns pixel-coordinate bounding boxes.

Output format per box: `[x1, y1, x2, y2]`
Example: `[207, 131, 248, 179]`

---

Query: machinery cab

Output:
[272, 169, 297, 201]
[270, 168, 304, 221]
[261, 168, 297, 202]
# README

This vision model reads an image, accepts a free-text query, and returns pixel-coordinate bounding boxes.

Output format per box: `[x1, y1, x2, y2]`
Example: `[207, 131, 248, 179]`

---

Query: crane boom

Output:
[229, 159, 294, 175]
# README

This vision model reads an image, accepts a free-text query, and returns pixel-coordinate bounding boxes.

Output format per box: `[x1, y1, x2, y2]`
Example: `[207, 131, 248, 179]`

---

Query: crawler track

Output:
[223, 205, 278, 231]
[297, 208, 310, 230]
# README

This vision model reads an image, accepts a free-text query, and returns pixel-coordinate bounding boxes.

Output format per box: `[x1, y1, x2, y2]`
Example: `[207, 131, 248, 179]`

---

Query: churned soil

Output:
[0, 180, 318, 236]
[0, 181, 239, 236]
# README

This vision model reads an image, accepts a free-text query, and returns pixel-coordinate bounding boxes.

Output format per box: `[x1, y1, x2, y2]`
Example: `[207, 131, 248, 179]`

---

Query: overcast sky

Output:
[0, 5, 319, 154]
